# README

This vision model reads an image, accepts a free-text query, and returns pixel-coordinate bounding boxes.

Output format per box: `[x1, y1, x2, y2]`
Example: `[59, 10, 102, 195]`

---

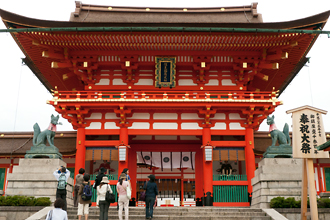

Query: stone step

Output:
[67, 215, 271, 220]
[68, 211, 267, 217]
[67, 207, 271, 220]
[67, 207, 265, 212]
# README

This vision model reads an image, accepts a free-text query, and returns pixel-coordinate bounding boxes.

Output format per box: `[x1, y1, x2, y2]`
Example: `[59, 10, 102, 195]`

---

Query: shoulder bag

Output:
[126, 183, 132, 200]
[105, 184, 115, 203]
[139, 181, 148, 201]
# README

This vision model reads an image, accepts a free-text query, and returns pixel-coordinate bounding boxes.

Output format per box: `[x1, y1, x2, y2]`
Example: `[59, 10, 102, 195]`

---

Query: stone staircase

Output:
[66, 207, 273, 220]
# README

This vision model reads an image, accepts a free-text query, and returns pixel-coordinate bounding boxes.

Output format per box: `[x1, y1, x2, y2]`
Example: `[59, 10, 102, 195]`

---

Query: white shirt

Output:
[53, 169, 71, 181]
[45, 208, 68, 220]
[96, 184, 113, 205]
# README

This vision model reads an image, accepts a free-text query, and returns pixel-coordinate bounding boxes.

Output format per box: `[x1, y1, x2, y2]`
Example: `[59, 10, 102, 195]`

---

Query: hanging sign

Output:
[286, 105, 329, 159]
[155, 57, 176, 88]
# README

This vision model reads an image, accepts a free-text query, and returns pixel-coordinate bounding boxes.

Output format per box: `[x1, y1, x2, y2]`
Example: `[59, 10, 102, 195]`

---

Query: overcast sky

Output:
[0, 0, 329, 133]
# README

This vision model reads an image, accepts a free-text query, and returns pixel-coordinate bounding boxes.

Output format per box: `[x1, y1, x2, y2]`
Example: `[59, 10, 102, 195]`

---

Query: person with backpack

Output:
[117, 173, 130, 220]
[53, 166, 70, 211]
[78, 174, 92, 220]
[97, 176, 113, 220]
[45, 198, 68, 220]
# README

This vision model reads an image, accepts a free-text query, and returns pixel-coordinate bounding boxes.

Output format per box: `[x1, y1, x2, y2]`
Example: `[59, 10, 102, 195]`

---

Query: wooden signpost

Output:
[287, 106, 329, 220]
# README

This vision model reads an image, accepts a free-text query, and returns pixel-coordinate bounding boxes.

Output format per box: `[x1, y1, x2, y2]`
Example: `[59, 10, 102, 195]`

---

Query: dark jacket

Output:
[94, 173, 106, 189]
[78, 181, 92, 204]
[143, 181, 158, 198]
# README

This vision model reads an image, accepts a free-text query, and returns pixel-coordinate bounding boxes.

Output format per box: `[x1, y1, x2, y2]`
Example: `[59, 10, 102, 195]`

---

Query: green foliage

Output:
[317, 198, 330, 208]
[34, 197, 51, 206]
[283, 197, 300, 208]
[0, 195, 51, 206]
[0, 196, 5, 206]
[270, 197, 330, 208]
[270, 196, 285, 208]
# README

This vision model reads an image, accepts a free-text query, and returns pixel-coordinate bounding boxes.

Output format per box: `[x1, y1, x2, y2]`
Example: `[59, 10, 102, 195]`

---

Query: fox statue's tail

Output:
[33, 123, 41, 145]
[283, 123, 291, 145]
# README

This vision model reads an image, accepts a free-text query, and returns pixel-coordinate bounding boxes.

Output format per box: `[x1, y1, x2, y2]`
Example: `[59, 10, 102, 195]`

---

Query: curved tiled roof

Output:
[0, 3, 329, 94]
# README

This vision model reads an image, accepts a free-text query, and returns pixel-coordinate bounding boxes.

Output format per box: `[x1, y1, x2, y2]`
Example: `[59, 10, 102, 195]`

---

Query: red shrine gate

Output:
[61, 96, 271, 207]
[1, 2, 327, 207]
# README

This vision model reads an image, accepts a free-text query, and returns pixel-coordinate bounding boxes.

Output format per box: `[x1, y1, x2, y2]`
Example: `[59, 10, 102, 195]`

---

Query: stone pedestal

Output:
[25, 145, 62, 159]
[263, 144, 292, 158]
[251, 158, 302, 208]
[5, 158, 73, 207]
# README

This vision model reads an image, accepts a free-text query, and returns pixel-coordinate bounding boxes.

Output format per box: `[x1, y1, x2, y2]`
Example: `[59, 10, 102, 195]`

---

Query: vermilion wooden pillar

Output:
[202, 127, 213, 196]
[195, 148, 204, 199]
[128, 147, 137, 200]
[118, 127, 129, 176]
[9, 158, 14, 173]
[245, 128, 255, 198]
[316, 160, 323, 193]
[74, 127, 86, 181]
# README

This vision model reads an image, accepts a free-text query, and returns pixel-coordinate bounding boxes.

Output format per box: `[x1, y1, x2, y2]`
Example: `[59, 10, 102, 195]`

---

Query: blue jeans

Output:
[145, 197, 155, 218]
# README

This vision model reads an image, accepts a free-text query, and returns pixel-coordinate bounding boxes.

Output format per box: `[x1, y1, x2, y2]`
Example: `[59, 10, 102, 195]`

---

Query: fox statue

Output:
[267, 115, 291, 147]
[33, 114, 62, 147]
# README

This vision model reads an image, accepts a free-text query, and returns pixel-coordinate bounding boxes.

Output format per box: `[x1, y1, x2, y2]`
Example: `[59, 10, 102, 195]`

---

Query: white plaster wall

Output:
[205, 79, 219, 86]
[222, 79, 236, 86]
[135, 79, 154, 85]
[127, 113, 150, 119]
[112, 78, 126, 85]
[181, 123, 202, 130]
[104, 122, 117, 129]
[129, 122, 150, 129]
[153, 113, 178, 119]
[153, 123, 178, 129]
[85, 113, 102, 119]
[181, 113, 199, 120]
[105, 113, 118, 119]
[212, 123, 226, 130]
[229, 122, 245, 130]
[86, 122, 102, 129]
[213, 113, 226, 120]
[229, 113, 244, 119]
[95, 79, 110, 85]
[178, 79, 196, 86]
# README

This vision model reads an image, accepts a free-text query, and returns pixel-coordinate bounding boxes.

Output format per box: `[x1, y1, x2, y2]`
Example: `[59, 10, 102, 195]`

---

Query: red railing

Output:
[51, 90, 278, 103]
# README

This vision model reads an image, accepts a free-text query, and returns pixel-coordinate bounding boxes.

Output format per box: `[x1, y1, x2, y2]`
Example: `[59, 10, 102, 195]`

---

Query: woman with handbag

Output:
[117, 168, 132, 210]
[143, 174, 158, 219]
[97, 176, 113, 220]
[117, 173, 130, 220]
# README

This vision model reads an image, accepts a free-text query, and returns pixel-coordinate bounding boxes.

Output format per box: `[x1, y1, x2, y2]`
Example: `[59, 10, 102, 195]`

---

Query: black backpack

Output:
[81, 184, 93, 201]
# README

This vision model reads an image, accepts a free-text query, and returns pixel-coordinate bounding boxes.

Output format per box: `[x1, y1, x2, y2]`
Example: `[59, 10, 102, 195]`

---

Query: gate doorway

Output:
[136, 151, 196, 206]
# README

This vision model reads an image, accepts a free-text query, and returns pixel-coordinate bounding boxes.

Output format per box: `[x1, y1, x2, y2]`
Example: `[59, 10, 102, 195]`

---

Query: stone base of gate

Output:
[251, 158, 302, 208]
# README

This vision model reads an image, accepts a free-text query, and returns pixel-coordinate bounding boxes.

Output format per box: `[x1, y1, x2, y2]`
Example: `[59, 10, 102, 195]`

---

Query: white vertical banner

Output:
[171, 152, 181, 168]
[161, 152, 172, 169]
[181, 152, 195, 169]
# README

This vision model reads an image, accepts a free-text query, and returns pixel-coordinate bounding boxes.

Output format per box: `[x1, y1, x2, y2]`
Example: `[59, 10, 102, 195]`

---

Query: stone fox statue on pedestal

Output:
[267, 115, 291, 147]
[33, 114, 61, 147]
